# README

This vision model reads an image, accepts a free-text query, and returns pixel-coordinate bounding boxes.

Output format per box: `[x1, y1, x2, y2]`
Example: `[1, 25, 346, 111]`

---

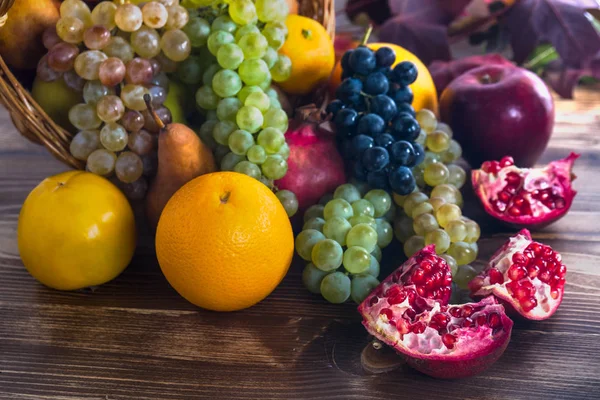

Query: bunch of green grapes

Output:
[392, 184, 481, 289]
[38, 0, 193, 199]
[296, 183, 396, 304]
[412, 109, 466, 190]
[183, 0, 296, 214]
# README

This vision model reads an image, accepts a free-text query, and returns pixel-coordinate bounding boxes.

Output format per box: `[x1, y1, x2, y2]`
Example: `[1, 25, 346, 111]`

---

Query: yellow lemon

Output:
[18, 171, 136, 290]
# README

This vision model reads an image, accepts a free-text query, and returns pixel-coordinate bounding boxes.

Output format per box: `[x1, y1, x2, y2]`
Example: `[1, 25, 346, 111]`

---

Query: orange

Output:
[156, 172, 294, 312]
[278, 14, 335, 95]
[330, 43, 438, 114]
[18, 171, 136, 290]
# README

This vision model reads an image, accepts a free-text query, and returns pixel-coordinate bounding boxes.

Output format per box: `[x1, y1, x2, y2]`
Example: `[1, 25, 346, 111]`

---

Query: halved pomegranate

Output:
[358, 246, 513, 379]
[472, 153, 579, 228]
[469, 229, 566, 320]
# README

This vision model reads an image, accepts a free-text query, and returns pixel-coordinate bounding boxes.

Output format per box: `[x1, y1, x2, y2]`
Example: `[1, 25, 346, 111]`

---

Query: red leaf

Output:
[543, 53, 600, 98]
[378, 0, 471, 65]
[501, 0, 600, 65]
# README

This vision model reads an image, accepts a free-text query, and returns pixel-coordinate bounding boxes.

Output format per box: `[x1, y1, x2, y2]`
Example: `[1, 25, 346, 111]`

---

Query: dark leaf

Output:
[428, 53, 514, 95]
[378, 0, 471, 65]
[542, 53, 600, 98]
[501, 0, 600, 66]
[345, 0, 393, 26]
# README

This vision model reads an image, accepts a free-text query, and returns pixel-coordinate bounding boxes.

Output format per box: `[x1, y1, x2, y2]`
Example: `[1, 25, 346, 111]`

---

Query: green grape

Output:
[303, 217, 325, 231]
[233, 160, 261, 180]
[428, 197, 447, 212]
[424, 229, 451, 254]
[343, 246, 371, 274]
[424, 162, 449, 186]
[261, 155, 287, 179]
[245, 92, 271, 113]
[404, 236, 425, 258]
[348, 215, 376, 230]
[277, 142, 290, 159]
[426, 131, 451, 153]
[333, 184, 361, 203]
[99, 122, 128, 152]
[74, 50, 107, 80]
[447, 242, 478, 266]
[130, 26, 161, 59]
[228, 0, 257, 25]
[217, 97, 243, 122]
[431, 184, 462, 206]
[268, 96, 281, 109]
[217, 43, 245, 70]
[239, 58, 270, 85]
[212, 120, 237, 145]
[265, 20, 288, 36]
[447, 164, 466, 189]
[96, 95, 124, 123]
[196, 85, 221, 110]
[262, 107, 288, 131]
[159, 29, 191, 62]
[183, 17, 211, 47]
[198, 121, 218, 150]
[234, 24, 260, 42]
[463, 219, 481, 243]
[237, 85, 262, 103]
[69, 103, 102, 130]
[346, 223, 378, 253]
[411, 201, 434, 218]
[394, 215, 415, 243]
[212, 15, 237, 34]
[87, 149, 116, 176]
[262, 47, 278, 68]
[319, 193, 333, 205]
[212, 69, 243, 97]
[206, 110, 218, 121]
[374, 219, 393, 248]
[454, 264, 477, 289]
[367, 255, 380, 277]
[412, 165, 426, 188]
[304, 204, 324, 222]
[383, 201, 396, 222]
[320, 272, 351, 304]
[256, 0, 288, 22]
[402, 191, 428, 216]
[207, 30, 235, 56]
[323, 216, 352, 246]
[436, 122, 453, 137]
[351, 274, 380, 304]
[364, 189, 391, 218]
[295, 229, 326, 261]
[247, 144, 267, 164]
[392, 190, 416, 207]
[228, 129, 255, 155]
[214, 145, 230, 163]
[202, 64, 221, 86]
[435, 203, 462, 228]
[70, 130, 100, 161]
[220, 152, 246, 171]
[276, 190, 298, 217]
[302, 263, 329, 294]
[91, 1, 117, 30]
[445, 219, 467, 243]
[441, 139, 462, 163]
[236, 105, 263, 133]
[115, 3, 142, 31]
[469, 241, 479, 255]
[441, 254, 459, 277]
[371, 247, 382, 263]
[351, 199, 375, 217]
[238, 32, 268, 60]
[323, 198, 353, 220]
[311, 239, 343, 272]
[423, 151, 441, 167]
[262, 25, 285, 50]
[415, 129, 427, 146]
[413, 213, 439, 236]
[83, 80, 113, 104]
[416, 109, 437, 134]
[174, 56, 202, 84]
[271, 54, 292, 82]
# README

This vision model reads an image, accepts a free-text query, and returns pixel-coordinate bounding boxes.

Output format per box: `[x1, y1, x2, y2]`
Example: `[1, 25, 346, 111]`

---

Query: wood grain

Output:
[1, 86, 600, 399]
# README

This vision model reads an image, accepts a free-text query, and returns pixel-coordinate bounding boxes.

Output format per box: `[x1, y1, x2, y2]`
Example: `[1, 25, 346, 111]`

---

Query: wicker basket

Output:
[0, 0, 335, 170]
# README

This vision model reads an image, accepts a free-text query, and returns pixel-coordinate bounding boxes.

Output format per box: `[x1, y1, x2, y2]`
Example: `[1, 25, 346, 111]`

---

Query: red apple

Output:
[439, 65, 554, 167]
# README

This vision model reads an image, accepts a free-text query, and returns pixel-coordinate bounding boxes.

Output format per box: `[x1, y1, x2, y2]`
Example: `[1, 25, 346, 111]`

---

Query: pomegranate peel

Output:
[472, 153, 579, 228]
[469, 229, 566, 321]
[358, 245, 513, 379]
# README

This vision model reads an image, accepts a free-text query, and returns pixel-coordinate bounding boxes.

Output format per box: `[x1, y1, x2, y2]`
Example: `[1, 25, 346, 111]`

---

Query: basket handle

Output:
[0, 0, 15, 26]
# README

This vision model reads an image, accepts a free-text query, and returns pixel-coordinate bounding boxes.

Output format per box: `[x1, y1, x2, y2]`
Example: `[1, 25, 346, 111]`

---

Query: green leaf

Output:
[524, 44, 559, 74]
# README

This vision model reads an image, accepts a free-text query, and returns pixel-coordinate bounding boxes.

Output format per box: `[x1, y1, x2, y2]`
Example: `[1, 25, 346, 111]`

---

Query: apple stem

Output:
[360, 25, 373, 46]
[481, 74, 492, 84]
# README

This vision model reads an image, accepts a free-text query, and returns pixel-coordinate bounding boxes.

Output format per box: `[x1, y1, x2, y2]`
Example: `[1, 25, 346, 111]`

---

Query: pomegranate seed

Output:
[476, 315, 487, 326]
[462, 318, 473, 328]
[396, 318, 410, 334]
[432, 313, 449, 327]
[555, 198, 565, 209]
[512, 252, 527, 264]
[488, 312, 502, 328]
[404, 308, 416, 321]
[515, 286, 530, 301]
[553, 253, 562, 262]
[385, 286, 401, 297]
[489, 268, 504, 285]
[416, 286, 425, 297]
[411, 269, 426, 283]
[508, 264, 526, 281]
[529, 243, 542, 255]
[461, 305, 474, 317]
[444, 274, 453, 285]
[489, 161, 501, 174]
[468, 276, 484, 292]
[449, 307, 461, 318]
[407, 289, 416, 304]
[447, 324, 460, 332]
[500, 156, 514, 167]
[411, 322, 426, 334]
[494, 200, 507, 212]
[521, 297, 538, 312]
[550, 289, 560, 299]
[527, 264, 540, 278]
[520, 279, 533, 289]
[421, 261, 434, 272]
[538, 270, 551, 282]
[557, 264, 567, 277]
[389, 291, 407, 305]
[425, 276, 437, 290]
[439, 286, 451, 299]
[505, 185, 518, 195]
[442, 333, 457, 349]
[506, 171, 521, 183]
[498, 191, 512, 203]
[481, 161, 492, 173]
[380, 308, 394, 320]
[513, 196, 525, 207]
[508, 206, 521, 216]
[369, 296, 379, 306]
[539, 192, 550, 202]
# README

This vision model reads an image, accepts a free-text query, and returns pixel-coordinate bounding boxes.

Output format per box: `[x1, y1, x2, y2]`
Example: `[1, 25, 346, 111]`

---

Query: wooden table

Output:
[1, 87, 599, 400]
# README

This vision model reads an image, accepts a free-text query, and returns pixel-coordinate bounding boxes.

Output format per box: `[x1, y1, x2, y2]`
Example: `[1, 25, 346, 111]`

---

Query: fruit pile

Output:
[296, 184, 395, 304]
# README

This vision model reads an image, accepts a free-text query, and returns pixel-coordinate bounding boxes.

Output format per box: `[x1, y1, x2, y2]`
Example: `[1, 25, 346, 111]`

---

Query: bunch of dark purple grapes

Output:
[327, 46, 425, 195]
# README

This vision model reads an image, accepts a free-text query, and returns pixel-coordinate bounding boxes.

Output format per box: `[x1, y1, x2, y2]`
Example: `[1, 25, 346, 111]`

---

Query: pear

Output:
[145, 94, 217, 231]
[0, 0, 60, 69]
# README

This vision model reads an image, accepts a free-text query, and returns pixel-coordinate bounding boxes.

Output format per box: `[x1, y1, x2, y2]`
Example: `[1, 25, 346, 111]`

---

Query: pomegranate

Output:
[469, 230, 567, 320]
[358, 246, 513, 379]
[275, 110, 346, 211]
[472, 154, 579, 228]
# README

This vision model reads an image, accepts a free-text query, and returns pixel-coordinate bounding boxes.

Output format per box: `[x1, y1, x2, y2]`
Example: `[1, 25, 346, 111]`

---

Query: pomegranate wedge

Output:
[358, 246, 513, 379]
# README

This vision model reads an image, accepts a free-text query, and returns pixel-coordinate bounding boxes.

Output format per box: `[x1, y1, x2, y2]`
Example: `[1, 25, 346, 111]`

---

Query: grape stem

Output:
[361, 25, 373, 46]
[143, 94, 166, 130]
